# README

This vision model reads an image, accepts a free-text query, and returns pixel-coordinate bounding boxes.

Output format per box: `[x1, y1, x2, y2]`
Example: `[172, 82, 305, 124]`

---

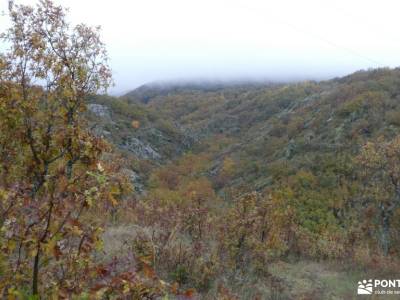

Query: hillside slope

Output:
[92, 68, 400, 298]
[120, 68, 400, 193]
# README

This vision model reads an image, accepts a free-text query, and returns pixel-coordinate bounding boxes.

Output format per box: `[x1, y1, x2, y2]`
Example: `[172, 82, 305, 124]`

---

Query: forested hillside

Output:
[2, 1, 400, 299]
[87, 68, 400, 298]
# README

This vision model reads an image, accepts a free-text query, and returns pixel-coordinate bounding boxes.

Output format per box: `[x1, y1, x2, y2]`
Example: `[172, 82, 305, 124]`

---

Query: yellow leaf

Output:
[97, 162, 104, 172]
[131, 120, 140, 129]
[109, 192, 118, 206]
[72, 226, 83, 236]
[28, 247, 38, 258]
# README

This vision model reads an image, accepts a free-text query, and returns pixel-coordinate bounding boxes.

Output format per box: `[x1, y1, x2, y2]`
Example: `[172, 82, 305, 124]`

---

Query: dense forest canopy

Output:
[1, 1, 400, 299]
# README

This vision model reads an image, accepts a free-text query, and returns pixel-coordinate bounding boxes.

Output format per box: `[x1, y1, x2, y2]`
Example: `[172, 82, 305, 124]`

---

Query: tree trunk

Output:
[32, 245, 40, 296]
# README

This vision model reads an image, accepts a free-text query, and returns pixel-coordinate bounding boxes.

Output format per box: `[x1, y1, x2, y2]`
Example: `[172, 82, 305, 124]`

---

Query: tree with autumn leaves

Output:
[0, 2, 201, 298]
[0, 0, 127, 297]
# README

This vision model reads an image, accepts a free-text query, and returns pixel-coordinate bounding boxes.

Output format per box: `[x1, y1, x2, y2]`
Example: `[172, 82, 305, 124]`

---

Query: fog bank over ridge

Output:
[2, 0, 400, 95]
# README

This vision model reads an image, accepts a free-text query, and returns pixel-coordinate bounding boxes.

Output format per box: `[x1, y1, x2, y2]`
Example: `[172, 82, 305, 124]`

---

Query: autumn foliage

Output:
[2, 1, 400, 299]
[0, 1, 161, 298]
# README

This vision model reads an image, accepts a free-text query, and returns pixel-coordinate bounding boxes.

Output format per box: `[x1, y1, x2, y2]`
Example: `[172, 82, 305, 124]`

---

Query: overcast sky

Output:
[2, 0, 400, 94]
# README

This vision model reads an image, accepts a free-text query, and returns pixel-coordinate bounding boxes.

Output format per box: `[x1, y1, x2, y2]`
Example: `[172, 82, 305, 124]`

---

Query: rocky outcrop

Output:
[121, 137, 161, 160]
[88, 104, 111, 119]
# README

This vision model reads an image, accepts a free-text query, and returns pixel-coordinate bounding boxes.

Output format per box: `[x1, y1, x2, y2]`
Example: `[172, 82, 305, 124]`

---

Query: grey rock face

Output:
[88, 104, 111, 119]
[121, 137, 161, 160]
